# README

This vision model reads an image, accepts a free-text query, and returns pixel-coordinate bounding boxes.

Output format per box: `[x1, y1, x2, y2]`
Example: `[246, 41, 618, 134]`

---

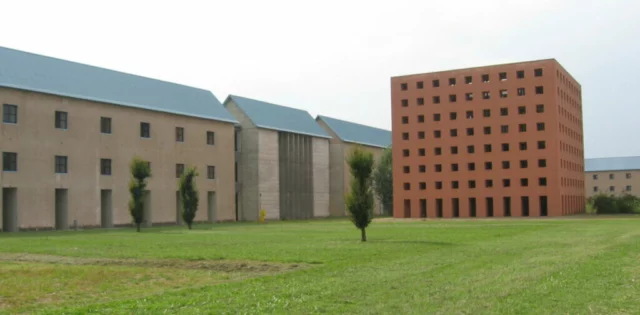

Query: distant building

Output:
[585, 157, 640, 197]
[391, 59, 584, 218]
[0, 46, 238, 231]
[316, 115, 391, 216]
[224, 95, 330, 221]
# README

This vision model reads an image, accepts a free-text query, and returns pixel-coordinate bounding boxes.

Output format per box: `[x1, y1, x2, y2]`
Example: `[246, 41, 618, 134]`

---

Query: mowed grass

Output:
[0, 217, 639, 314]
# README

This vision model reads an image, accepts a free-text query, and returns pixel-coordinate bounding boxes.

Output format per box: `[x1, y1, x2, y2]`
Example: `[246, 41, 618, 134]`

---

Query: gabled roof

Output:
[585, 156, 640, 172]
[225, 95, 330, 138]
[317, 115, 391, 148]
[0, 46, 237, 123]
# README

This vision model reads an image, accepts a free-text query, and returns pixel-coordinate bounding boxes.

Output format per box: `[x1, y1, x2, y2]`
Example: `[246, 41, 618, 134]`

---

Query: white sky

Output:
[1, 0, 639, 158]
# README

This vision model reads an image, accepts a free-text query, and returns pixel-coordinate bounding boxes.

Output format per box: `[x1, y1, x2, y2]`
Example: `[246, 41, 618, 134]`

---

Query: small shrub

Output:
[179, 166, 199, 229]
[588, 193, 640, 214]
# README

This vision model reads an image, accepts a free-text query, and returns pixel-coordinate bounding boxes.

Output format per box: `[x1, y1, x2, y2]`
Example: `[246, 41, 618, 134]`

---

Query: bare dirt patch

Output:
[0, 253, 303, 273]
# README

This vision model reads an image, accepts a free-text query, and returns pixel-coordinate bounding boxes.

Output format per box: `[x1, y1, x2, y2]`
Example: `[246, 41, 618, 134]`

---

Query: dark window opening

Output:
[432, 79, 440, 88]
[100, 158, 111, 175]
[55, 111, 68, 129]
[520, 178, 529, 187]
[450, 129, 458, 137]
[537, 122, 545, 131]
[502, 161, 510, 169]
[484, 144, 492, 153]
[482, 74, 489, 83]
[435, 164, 442, 172]
[402, 132, 409, 140]
[465, 76, 473, 84]
[140, 122, 151, 138]
[503, 197, 511, 217]
[483, 109, 491, 117]
[518, 106, 526, 114]
[468, 162, 476, 171]
[434, 147, 442, 155]
[451, 164, 459, 172]
[517, 88, 525, 96]
[539, 177, 547, 186]
[434, 130, 441, 138]
[519, 142, 527, 150]
[499, 72, 507, 81]
[418, 148, 426, 156]
[534, 68, 543, 77]
[417, 81, 424, 89]
[433, 96, 440, 104]
[466, 128, 474, 136]
[2, 152, 17, 171]
[485, 161, 493, 170]
[207, 166, 216, 179]
[501, 125, 509, 134]
[520, 160, 528, 168]
[538, 141, 546, 149]
[484, 126, 491, 135]
[517, 70, 525, 79]
[420, 199, 427, 218]
[486, 197, 494, 217]
[401, 99, 409, 107]
[452, 198, 460, 217]
[501, 143, 509, 152]
[449, 94, 457, 102]
[467, 145, 475, 154]
[436, 199, 443, 217]
[519, 124, 527, 132]
[417, 98, 425, 105]
[452, 181, 459, 189]
[176, 127, 184, 142]
[482, 91, 490, 99]
[536, 104, 544, 113]
[2, 104, 18, 124]
[469, 180, 476, 189]
[400, 83, 408, 90]
[500, 107, 508, 116]
[55, 155, 68, 174]
[435, 182, 443, 190]
[417, 115, 425, 123]
[535, 86, 544, 94]
[419, 165, 426, 173]
[538, 159, 547, 167]
[521, 196, 530, 217]
[500, 89, 508, 98]
[402, 149, 410, 157]
[451, 146, 458, 155]
[485, 179, 493, 188]
[403, 199, 411, 218]
[540, 196, 548, 216]
[419, 182, 426, 190]
[101, 117, 112, 134]
[503, 179, 511, 187]
[469, 198, 477, 217]
[418, 131, 425, 139]
[176, 163, 184, 178]
[449, 78, 456, 86]
[433, 113, 441, 121]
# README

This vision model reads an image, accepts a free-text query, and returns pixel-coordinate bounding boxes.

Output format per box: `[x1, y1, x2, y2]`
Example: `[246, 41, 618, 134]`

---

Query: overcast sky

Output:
[1, 0, 638, 158]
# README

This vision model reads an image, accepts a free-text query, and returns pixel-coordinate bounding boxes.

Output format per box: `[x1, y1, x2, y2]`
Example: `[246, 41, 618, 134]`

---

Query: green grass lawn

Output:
[0, 217, 639, 314]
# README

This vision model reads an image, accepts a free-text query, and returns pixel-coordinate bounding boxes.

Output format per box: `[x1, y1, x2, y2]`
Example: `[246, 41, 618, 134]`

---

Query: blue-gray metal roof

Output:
[226, 95, 330, 138]
[0, 46, 237, 123]
[585, 156, 640, 172]
[317, 115, 391, 148]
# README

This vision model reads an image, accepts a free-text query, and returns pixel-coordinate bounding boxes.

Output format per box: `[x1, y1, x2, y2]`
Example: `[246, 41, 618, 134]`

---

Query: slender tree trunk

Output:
[188, 222, 192, 230]
[361, 228, 367, 242]
[136, 223, 140, 232]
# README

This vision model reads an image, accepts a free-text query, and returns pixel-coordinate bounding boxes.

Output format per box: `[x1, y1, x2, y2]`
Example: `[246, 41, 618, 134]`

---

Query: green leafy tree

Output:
[373, 146, 393, 216]
[128, 157, 151, 232]
[179, 166, 200, 229]
[346, 147, 375, 242]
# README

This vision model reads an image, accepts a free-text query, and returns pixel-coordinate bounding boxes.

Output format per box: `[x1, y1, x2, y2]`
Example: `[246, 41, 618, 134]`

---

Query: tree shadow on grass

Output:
[368, 239, 456, 246]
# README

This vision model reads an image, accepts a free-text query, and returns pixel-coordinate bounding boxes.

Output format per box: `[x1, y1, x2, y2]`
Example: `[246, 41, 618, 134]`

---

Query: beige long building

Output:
[224, 95, 331, 221]
[585, 157, 640, 197]
[316, 115, 392, 216]
[0, 46, 238, 231]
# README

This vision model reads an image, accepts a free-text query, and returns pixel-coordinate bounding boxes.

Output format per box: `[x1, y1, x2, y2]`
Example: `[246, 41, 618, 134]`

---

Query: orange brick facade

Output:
[391, 59, 584, 218]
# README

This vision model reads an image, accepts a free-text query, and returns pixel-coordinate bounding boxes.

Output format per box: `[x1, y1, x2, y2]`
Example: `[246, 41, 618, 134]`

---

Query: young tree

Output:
[373, 146, 393, 216]
[345, 147, 375, 242]
[179, 166, 199, 229]
[129, 157, 151, 232]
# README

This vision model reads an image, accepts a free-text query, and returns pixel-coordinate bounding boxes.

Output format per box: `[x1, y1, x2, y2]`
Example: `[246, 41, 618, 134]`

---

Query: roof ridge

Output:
[0, 46, 210, 93]
[318, 115, 390, 132]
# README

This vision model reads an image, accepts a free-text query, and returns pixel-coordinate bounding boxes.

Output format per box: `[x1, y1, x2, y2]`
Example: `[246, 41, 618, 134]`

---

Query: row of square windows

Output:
[403, 177, 549, 191]
[557, 71, 581, 96]
[402, 104, 546, 123]
[399, 87, 545, 106]
[401, 141, 548, 157]
[593, 186, 633, 192]
[2, 104, 218, 145]
[403, 159, 549, 173]
[592, 173, 633, 180]
[401, 123, 547, 140]
[1, 152, 217, 179]
[560, 123, 583, 142]
[399, 68, 545, 90]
